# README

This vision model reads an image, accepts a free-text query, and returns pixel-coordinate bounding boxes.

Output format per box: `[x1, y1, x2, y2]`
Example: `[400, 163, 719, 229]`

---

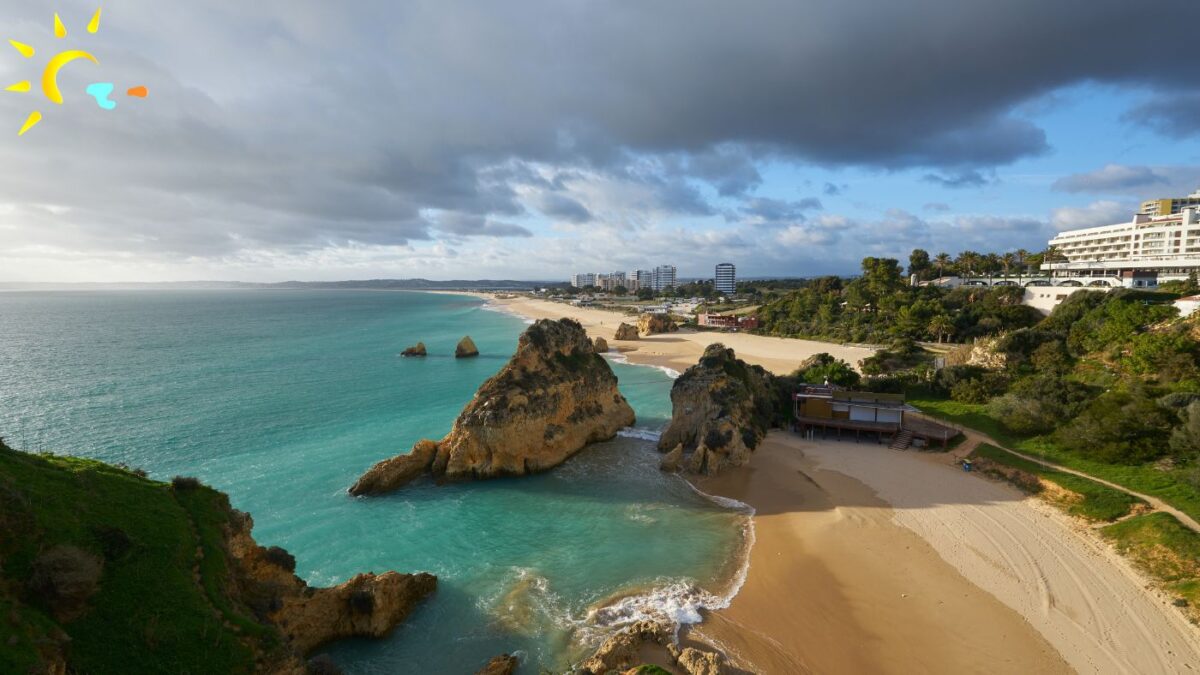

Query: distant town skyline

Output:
[3, 1, 1200, 283]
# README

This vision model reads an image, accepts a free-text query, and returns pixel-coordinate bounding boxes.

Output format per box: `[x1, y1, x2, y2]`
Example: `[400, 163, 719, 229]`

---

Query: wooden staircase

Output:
[890, 430, 914, 450]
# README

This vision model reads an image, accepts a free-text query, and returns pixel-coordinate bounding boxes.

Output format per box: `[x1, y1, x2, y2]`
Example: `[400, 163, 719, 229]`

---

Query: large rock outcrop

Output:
[456, 336, 480, 358]
[593, 336, 609, 353]
[657, 344, 781, 475]
[638, 313, 678, 336]
[225, 509, 437, 655]
[576, 619, 732, 675]
[351, 319, 635, 495]
[475, 654, 519, 675]
[614, 323, 639, 341]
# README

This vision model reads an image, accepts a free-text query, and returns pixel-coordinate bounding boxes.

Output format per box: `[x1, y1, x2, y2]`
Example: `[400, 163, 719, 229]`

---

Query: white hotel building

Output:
[1044, 206, 1200, 288]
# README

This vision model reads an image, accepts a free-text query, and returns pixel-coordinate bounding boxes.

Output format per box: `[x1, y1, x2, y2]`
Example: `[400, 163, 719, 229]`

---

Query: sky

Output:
[2, 0, 1200, 282]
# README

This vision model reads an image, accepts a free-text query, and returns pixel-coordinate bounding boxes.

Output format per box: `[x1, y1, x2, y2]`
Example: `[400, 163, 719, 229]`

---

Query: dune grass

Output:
[1101, 512, 1200, 623]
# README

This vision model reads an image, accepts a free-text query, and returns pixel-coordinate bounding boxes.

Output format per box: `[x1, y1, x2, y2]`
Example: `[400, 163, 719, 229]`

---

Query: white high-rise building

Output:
[570, 273, 596, 288]
[652, 264, 677, 291]
[715, 263, 736, 295]
[1044, 207, 1200, 287]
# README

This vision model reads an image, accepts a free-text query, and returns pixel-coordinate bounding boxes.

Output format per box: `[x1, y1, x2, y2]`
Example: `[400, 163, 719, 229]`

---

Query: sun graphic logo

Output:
[6, 7, 148, 136]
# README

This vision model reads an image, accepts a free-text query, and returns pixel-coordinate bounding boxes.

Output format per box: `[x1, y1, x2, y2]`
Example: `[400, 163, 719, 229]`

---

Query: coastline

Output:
[446, 291, 876, 376]
[467, 290, 1200, 674]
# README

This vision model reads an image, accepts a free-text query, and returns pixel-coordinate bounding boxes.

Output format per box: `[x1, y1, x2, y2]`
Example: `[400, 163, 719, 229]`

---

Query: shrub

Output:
[950, 372, 1007, 404]
[170, 476, 202, 491]
[793, 353, 861, 387]
[1057, 389, 1174, 464]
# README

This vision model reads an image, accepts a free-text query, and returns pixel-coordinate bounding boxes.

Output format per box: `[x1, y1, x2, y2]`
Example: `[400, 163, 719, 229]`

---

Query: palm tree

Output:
[955, 251, 977, 279]
[928, 314, 954, 344]
[1001, 252, 1016, 280]
[934, 252, 952, 279]
[1015, 248, 1029, 283]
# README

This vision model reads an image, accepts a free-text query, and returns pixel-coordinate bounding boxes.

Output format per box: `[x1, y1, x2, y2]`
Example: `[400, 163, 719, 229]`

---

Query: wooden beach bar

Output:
[792, 385, 957, 449]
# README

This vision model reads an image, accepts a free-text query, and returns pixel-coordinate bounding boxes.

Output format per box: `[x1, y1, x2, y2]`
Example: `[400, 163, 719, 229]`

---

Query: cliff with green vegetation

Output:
[0, 439, 435, 674]
[351, 319, 635, 495]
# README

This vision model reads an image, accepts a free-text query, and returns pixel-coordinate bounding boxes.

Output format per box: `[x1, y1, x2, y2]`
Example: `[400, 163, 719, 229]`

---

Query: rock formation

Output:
[456, 336, 480, 357]
[401, 342, 427, 357]
[637, 313, 678, 336]
[350, 318, 635, 495]
[614, 323, 640, 340]
[657, 344, 782, 475]
[475, 654, 519, 675]
[28, 545, 104, 622]
[225, 509, 437, 656]
[577, 619, 732, 675]
[593, 336, 609, 353]
[659, 444, 683, 472]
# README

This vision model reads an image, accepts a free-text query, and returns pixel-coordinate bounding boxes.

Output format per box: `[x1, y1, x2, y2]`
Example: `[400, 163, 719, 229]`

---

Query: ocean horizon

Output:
[0, 289, 748, 673]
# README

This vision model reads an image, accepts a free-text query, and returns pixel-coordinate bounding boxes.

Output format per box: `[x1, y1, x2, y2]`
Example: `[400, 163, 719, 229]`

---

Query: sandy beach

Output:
[478, 291, 1200, 674]
[472, 293, 876, 375]
[693, 434, 1200, 674]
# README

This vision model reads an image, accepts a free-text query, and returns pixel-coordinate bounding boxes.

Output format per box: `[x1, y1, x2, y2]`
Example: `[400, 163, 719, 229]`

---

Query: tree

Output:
[908, 249, 931, 281]
[1001, 252, 1016, 279]
[933, 252, 952, 279]
[636, 287, 655, 300]
[612, 285, 629, 296]
[928, 314, 954, 343]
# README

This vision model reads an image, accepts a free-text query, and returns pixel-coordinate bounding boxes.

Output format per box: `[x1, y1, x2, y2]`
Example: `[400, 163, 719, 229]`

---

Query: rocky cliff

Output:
[657, 344, 782, 475]
[226, 509, 437, 655]
[351, 319, 635, 495]
[0, 442, 436, 674]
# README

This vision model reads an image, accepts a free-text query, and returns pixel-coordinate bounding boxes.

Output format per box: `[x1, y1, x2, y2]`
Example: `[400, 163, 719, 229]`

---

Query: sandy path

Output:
[475, 294, 876, 376]
[787, 435, 1200, 674]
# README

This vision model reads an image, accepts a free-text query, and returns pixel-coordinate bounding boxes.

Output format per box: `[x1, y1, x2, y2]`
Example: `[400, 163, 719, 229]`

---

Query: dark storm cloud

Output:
[4, 0, 1200, 267]
[435, 213, 532, 238]
[1123, 93, 1200, 137]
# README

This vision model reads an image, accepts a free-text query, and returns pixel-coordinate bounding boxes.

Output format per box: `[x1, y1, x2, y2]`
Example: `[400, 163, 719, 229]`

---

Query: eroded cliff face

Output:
[225, 509, 437, 660]
[351, 318, 635, 495]
[637, 313, 678, 336]
[657, 344, 781, 475]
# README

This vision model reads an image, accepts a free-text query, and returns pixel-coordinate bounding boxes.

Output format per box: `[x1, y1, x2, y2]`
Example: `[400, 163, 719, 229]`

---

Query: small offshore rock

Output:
[401, 342, 427, 357]
[474, 653, 519, 675]
[455, 336, 480, 358]
[614, 323, 639, 341]
[593, 336, 609, 353]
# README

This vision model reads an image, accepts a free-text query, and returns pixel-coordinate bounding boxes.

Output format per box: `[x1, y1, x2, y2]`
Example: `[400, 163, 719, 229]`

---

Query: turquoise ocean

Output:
[0, 290, 748, 673]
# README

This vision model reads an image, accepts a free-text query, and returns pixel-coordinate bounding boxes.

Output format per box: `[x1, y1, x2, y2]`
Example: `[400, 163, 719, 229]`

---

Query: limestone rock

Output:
[577, 619, 673, 675]
[226, 509, 437, 655]
[456, 336, 480, 358]
[637, 313, 678, 336]
[659, 443, 683, 472]
[352, 318, 635, 494]
[658, 344, 781, 476]
[349, 439, 439, 495]
[593, 336, 609, 353]
[475, 654, 519, 675]
[676, 647, 730, 675]
[401, 342, 427, 357]
[614, 323, 640, 340]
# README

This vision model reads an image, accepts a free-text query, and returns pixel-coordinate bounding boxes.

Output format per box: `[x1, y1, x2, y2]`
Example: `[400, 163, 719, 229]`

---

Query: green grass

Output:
[970, 443, 1143, 521]
[0, 443, 268, 674]
[910, 394, 1200, 526]
[1101, 512, 1200, 622]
